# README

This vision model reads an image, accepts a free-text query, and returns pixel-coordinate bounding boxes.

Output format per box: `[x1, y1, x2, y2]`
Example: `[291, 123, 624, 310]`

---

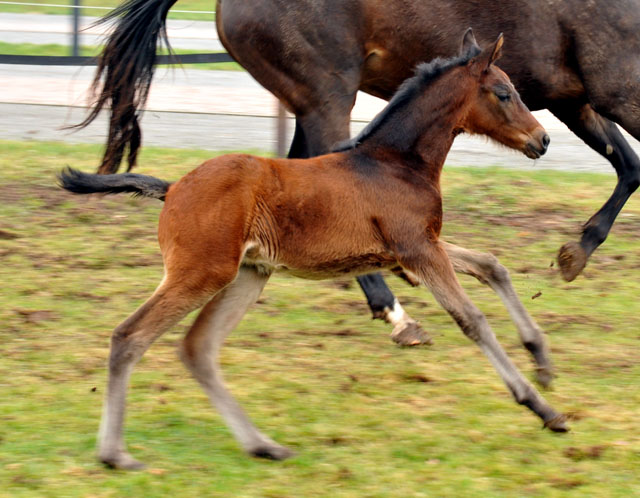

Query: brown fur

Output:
[65, 36, 566, 469]
[159, 38, 543, 287]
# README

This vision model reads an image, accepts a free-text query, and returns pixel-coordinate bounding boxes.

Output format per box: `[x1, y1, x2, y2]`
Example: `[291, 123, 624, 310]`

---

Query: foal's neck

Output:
[360, 71, 472, 174]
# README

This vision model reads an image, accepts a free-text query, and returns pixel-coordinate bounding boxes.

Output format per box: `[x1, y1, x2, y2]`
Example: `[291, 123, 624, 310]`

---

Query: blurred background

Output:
[2, 2, 640, 171]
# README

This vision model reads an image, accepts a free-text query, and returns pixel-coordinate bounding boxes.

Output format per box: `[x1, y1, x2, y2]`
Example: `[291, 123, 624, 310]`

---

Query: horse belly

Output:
[242, 241, 396, 280]
[285, 252, 398, 280]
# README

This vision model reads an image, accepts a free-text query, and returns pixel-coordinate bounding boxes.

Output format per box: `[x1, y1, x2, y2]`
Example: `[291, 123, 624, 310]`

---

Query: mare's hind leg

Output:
[356, 274, 432, 346]
[180, 266, 294, 460]
[287, 120, 310, 159]
[550, 103, 640, 281]
[225, 3, 428, 345]
[98, 279, 216, 469]
[441, 242, 553, 387]
[290, 112, 431, 347]
[398, 241, 567, 431]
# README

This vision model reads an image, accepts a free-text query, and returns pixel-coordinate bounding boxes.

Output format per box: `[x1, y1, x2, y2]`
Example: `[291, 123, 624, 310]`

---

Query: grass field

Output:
[1, 140, 639, 497]
[0, 41, 243, 71]
[1, 0, 214, 19]
[1, 3, 243, 69]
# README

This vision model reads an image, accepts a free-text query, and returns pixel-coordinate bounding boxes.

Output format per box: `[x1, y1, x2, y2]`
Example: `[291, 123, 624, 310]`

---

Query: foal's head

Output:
[458, 30, 549, 159]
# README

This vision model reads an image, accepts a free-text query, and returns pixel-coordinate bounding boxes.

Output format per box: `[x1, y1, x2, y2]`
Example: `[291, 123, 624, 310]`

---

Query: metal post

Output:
[276, 101, 288, 157]
[71, 0, 80, 57]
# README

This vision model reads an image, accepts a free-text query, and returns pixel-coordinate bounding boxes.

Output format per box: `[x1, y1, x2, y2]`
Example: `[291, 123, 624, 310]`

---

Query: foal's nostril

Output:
[542, 134, 550, 151]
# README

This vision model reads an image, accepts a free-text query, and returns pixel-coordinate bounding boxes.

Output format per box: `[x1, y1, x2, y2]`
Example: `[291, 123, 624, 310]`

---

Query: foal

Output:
[60, 31, 565, 469]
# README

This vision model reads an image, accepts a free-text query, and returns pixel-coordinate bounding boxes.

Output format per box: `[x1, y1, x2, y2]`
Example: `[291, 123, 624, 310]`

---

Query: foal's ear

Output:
[471, 32, 504, 72]
[487, 33, 504, 67]
[460, 27, 481, 58]
[487, 33, 504, 69]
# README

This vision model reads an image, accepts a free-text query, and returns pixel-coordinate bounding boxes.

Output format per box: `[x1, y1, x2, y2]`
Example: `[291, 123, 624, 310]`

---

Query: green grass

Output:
[1, 0, 215, 19]
[0, 41, 243, 71]
[0, 40, 100, 57]
[1, 140, 640, 496]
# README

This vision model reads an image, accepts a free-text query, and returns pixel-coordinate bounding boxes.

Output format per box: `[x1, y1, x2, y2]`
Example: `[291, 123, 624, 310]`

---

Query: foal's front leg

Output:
[399, 241, 567, 431]
[441, 242, 554, 387]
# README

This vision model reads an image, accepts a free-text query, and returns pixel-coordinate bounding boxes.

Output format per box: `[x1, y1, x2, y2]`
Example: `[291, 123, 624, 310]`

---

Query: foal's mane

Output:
[332, 46, 481, 152]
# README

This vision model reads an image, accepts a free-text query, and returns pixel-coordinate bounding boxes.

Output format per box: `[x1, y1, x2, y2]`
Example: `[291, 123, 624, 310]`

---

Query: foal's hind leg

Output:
[441, 242, 553, 387]
[399, 241, 567, 431]
[98, 279, 214, 469]
[180, 266, 294, 460]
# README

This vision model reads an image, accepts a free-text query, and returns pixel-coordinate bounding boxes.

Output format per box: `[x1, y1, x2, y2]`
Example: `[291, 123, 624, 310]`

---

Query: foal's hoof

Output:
[100, 452, 147, 470]
[249, 444, 295, 461]
[557, 242, 587, 282]
[391, 321, 433, 347]
[535, 367, 555, 389]
[544, 414, 570, 433]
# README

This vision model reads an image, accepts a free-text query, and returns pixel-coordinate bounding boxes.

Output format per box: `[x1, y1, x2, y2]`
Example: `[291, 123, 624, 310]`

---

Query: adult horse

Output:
[62, 32, 564, 469]
[222, 0, 640, 285]
[80, 0, 640, 341]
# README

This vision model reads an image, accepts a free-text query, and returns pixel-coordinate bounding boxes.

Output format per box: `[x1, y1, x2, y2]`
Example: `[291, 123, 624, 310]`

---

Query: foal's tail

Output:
[73, 0, 178, 175]
[58, 168, 171, 201]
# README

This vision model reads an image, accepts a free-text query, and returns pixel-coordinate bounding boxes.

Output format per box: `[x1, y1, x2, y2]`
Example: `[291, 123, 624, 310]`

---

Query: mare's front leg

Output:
[441, 242, 553, 387]
[398, 241, 567, 431]
[180, 266, 294, 460]
[550, 104, 640, 281]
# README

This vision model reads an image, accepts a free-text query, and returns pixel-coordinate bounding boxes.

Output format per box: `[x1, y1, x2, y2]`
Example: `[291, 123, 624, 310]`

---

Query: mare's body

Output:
[216, 0, 640, 283]
[82, 0, 640, 283]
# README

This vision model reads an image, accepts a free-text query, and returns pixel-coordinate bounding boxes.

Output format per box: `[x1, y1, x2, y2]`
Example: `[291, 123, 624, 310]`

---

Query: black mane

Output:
[331, 47, 481, 153]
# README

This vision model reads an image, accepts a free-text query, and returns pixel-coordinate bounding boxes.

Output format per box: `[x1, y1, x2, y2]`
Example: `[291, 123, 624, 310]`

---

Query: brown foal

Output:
[60, 31, 565, 470]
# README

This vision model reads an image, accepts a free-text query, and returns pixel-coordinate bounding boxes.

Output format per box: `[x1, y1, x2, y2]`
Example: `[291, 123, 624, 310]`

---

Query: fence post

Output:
[71, 0, 81, 57]
[276, 101, 288, 157]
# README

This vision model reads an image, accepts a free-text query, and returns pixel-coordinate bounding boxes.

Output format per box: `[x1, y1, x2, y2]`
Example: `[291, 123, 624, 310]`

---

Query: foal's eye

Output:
[496, 92, 511, 102]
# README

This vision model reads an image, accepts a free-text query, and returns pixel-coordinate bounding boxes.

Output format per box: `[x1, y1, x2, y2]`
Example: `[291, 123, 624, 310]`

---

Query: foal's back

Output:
[160, 151, 435, 279]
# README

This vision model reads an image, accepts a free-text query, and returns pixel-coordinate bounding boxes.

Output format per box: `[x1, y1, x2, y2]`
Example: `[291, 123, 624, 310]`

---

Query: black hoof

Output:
[99, 453, 147, 470]
[557, 242, 587, 282]
[391, 321, 433, 347]
[544, 414, 570, 433]
[250, 445, 295, 461]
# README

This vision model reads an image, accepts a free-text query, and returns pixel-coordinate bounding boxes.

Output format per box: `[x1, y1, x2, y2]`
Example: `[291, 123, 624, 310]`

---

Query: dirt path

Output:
[1, 63, 639, 172]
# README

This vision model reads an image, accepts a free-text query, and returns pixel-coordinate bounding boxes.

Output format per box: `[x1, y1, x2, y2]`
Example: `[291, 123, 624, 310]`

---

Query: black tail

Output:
[74, 0, 178, 175]
[58, 168, 171, 201]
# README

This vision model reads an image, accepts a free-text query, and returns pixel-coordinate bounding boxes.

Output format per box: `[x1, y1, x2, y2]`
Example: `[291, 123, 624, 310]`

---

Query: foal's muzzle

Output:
[525, 132, 550, 159]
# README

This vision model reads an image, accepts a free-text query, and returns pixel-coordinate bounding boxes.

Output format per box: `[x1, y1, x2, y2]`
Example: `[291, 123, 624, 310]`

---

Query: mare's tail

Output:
[74, 0, 178, 174]
[58, 168, 171, 201]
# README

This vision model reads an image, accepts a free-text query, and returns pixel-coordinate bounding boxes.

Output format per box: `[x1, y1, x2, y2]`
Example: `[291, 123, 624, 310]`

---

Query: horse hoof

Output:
[557, 242, 587, 282]
[391, 321, 433, 346]
[249, 444, 295, 460]
[544, 414, 570, 433]
[535, 367, 555, 389]
[100, 452, 147, 470]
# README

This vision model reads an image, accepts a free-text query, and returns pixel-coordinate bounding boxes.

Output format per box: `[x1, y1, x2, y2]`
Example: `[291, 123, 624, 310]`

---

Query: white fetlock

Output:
[387, 300, 432, 346]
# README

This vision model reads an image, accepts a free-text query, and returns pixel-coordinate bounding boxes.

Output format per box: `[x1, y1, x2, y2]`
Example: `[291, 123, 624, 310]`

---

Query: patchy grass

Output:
[1, 140, 639, 497]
